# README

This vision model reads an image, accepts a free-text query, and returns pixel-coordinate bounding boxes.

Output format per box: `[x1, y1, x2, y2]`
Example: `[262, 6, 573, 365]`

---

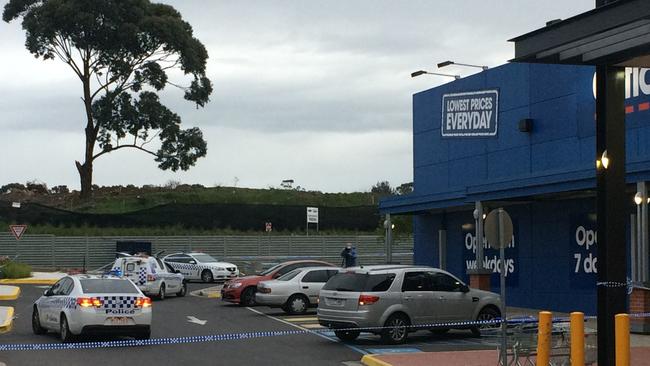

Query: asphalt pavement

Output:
[0, 284, 499, 366]
[0, 283, 363, 366]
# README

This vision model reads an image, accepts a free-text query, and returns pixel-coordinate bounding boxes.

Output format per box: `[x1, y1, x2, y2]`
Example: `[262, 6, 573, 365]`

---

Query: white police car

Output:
[32, 275, 152, 342]
[163, 252, 239, 282]
[112, 254, 186, 299]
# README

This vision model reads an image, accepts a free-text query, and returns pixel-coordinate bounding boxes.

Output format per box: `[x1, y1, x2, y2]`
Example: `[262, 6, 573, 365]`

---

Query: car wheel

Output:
[60, 314, 74, 343]
[32, 307, 46, 335]
[135, 327, 151, 340]
[177, 282, 187, 297]
[240, 287, 256, 307]
[201, 270, 214, 283]
[472, 306, 501, 337]
[285, 294, 309, 315]
[334, 330, 360, 342]
[381, 313, 410, 344]
[158, 283, 166, 300]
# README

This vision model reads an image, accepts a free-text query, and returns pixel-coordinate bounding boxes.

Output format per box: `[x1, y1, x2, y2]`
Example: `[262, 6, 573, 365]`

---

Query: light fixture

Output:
[596, 150, 609, 170]
[482, 213, 487, 220]
[635, 192, 643, 205]
[391, 224, 395, 230]
[437, 60, 488, 71]
[411, 70, 460, 79]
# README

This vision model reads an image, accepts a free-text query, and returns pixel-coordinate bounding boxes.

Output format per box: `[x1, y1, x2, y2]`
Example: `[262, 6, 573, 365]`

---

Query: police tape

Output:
[0, 317, 530, 351]
[0, 314, 643, 352]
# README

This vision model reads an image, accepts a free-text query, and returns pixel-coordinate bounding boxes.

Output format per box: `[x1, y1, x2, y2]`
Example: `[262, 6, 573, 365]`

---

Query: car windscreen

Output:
[80, 279, 140, 294]
[322, 273, 396, 292]
[260, 264, 282, 276]
[193, 254, 217, 263]
[277, 269, 301, 281]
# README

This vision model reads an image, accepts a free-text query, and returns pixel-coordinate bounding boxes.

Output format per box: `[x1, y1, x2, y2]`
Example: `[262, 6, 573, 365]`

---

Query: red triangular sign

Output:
[9, 225, 27, 240]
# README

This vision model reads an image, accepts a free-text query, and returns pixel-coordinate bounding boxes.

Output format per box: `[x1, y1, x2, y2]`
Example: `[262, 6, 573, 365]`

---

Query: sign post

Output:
[484, 208, 513, 366]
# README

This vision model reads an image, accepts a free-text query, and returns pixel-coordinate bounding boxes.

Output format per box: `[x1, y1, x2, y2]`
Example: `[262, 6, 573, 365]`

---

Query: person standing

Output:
[341, 243, 357, 267]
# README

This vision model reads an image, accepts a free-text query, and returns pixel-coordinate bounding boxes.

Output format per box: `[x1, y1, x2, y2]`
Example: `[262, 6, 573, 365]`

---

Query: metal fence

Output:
[0, 234, 413, 274]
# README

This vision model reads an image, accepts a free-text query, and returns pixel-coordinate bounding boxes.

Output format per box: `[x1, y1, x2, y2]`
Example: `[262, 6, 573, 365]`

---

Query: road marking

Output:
[283, 317, 318, 322]
[301, 323, 324, 329]
[186, 316, 207, 325]
[246, 307, 368, 355]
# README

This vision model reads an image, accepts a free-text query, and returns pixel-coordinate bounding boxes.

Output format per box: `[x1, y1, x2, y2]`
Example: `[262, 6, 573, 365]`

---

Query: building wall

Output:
[411, 63, 650, 200]
[415, 198, 610, 314]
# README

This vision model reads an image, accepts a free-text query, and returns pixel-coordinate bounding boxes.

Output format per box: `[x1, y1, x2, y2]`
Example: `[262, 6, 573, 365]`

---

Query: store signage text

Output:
[441, 90, 499, 137]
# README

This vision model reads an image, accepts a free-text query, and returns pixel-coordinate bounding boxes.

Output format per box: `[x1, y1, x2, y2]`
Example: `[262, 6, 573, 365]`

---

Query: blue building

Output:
[380, 63, 650, 315]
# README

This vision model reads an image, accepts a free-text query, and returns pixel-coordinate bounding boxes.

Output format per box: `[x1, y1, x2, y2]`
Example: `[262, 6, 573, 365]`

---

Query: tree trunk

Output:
[77, 65, 97, 200]
[76, 160, 93, 200]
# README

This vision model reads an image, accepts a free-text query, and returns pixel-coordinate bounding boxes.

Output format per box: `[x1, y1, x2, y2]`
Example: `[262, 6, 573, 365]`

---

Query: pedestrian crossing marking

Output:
[283, 317, 318, 322]
[301, 324, 325, 329]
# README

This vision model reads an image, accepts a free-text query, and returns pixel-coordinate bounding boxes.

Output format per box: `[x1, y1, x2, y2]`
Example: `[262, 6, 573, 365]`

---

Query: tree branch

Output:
[93, 143, 158, 161]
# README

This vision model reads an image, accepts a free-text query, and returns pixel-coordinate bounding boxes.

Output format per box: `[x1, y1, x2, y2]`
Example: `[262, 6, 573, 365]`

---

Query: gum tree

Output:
[3, 0, 213, 199]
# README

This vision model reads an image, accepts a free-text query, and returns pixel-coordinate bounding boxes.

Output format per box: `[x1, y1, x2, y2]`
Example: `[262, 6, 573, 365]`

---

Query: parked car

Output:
[256, 266, 341, 314]
[221, 260, 335, 306]
[32, 275, 152, 342]
[317, 265, 502, 344]
[112, 254, 186, 299]
[163, 252, 239, 283]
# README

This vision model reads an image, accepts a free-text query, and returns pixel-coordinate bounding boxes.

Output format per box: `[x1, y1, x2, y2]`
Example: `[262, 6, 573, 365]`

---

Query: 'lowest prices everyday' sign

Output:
[441, 89, 499, 137]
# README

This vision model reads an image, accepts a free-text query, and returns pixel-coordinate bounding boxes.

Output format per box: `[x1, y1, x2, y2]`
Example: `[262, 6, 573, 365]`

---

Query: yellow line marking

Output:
[283, 317, 318, 322]
[0, 307, 14, 334]
[0, 286, 20, 300]
[301, 323, 324, 329]
[0, 279, 58, 285]
[361, 355, 394, 366]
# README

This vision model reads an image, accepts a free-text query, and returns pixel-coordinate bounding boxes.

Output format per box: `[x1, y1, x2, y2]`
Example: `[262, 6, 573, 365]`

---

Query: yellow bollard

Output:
[537, 311, 552, 366]
[615, 313, 630, 366]
[570, 312, 584, 366]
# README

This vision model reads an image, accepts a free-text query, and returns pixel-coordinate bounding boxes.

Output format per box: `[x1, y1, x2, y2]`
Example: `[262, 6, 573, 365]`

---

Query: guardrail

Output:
[0, 234, 413, 272]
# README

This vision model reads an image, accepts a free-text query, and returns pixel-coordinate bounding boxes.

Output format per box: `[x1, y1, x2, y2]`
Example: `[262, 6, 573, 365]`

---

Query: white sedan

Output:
[256, 266, 340, 314]
[32, 275, 152, 342]
[163, 252, 239, 282]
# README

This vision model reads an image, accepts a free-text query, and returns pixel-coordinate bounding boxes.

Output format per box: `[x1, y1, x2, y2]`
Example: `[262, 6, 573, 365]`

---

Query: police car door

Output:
[41, 278, 73, 329]
[155, 257, 179, 292]
[173, 254, 198, 280]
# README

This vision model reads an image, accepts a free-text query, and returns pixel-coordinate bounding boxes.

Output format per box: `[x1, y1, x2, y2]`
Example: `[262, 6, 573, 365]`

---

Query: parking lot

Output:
[0, 282, 499, 366]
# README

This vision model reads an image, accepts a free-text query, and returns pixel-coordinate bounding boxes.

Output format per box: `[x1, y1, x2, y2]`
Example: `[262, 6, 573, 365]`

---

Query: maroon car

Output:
[221, 260, 335, 306]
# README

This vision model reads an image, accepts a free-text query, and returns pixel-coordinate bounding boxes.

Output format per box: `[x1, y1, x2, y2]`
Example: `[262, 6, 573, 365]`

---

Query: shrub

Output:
[1, 261, 32, 279]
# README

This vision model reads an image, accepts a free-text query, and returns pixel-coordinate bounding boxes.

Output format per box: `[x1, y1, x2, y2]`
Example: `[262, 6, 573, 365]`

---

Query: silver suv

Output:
[317, 265, 501, 344]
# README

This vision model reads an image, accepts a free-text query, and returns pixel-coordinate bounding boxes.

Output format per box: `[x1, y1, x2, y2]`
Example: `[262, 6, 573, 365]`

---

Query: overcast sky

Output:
[0, 0, 595, 193]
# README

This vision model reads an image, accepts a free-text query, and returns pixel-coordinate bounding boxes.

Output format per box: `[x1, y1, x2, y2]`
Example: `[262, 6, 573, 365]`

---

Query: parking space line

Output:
[301, 324, 325, 329]
[246, 307, 368, 355]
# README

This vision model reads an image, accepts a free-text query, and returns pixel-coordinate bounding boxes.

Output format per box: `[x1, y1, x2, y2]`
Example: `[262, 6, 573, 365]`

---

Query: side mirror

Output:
[189, 260, 196, 264]
[461, 285, 470, 293]
[272, 272, 281, 278]
[175, 269, 181, 274]
[43, 289, 52, 297]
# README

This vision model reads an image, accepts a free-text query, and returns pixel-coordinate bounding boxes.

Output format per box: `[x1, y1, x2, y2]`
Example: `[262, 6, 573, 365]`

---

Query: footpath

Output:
[0, 272, 65, 333]
[359, 307, 650, 366]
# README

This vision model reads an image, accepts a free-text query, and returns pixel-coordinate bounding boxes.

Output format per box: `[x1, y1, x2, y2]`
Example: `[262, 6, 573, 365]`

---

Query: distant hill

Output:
[0, 185, 404, 235]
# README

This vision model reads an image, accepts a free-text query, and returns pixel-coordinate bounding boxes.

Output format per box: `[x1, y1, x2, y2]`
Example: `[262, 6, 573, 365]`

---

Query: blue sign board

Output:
[441, 89, 499, 137]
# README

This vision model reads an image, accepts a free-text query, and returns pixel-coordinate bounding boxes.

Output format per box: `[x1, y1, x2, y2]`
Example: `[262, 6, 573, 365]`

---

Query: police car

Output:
[163, 252, 239, 282]
[32, 275, 152, 342]
[112, 254, 186, 300]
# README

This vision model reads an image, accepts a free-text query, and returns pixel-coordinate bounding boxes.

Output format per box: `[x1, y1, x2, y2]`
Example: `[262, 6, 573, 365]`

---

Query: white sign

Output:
[265, 222, 272, 232]
[11, 202, 20, 208]
[306, 207, 319, 223]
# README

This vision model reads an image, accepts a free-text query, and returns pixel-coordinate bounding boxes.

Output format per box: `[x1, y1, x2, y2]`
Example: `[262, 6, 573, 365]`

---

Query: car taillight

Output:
[77, 297, 103, 308]
[135, 297, 152, 308]
[358, 294, 380, 306]
[147, 274, 156, 282]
